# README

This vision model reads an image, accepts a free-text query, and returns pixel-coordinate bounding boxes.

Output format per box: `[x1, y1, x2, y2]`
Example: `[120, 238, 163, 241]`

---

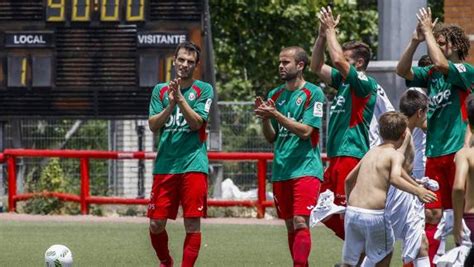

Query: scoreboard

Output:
[0, 0, 208, 119]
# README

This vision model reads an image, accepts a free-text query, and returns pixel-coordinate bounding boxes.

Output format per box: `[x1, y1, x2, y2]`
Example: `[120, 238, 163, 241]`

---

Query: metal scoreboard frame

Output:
[0, 0, 212, 119]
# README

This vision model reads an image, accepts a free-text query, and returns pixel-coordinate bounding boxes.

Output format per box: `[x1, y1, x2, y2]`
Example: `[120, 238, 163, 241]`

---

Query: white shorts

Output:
[386, 186, 425, 263]
[343, 206, 394, 265]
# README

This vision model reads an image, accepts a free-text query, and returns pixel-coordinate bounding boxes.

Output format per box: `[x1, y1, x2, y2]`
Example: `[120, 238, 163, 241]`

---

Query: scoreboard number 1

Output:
[47, 0, 144, 22]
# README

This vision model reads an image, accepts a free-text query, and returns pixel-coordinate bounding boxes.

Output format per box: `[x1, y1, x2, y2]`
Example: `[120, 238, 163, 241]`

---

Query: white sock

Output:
[413, 256, 430, 267]
[360, 257, 374, 267]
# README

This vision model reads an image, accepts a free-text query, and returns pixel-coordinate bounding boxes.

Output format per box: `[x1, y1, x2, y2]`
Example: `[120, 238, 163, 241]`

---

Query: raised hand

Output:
[319, 6, 340, 30]
[169, 78, 184, 103]
[255, 98, 277, 119]
[416, 7, 438, 36]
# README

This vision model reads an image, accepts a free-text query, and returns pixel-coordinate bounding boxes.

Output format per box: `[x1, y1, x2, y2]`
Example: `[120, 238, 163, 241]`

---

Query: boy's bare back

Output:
[347, 145, 404, 210]
[454, 147, 474, 213]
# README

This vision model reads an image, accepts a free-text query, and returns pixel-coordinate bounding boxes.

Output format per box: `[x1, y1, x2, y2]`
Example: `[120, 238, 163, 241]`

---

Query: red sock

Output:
[182, 232, 201, 267]
[322, 215, 345, 240]
[292, 228, 311, 267]
[425, 223, 439, 267]
[150, 230, 173, 266]
[288, 232, 295, 258]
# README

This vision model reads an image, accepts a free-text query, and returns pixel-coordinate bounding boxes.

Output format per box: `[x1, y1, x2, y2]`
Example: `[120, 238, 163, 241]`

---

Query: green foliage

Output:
[210, 0, 378, 101]
[23, 158, 80, 215]
[428, 0, 444, 22]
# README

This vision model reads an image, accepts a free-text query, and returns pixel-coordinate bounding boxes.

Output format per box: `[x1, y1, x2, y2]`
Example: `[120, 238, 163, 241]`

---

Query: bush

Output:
[23, 158, 80, 215]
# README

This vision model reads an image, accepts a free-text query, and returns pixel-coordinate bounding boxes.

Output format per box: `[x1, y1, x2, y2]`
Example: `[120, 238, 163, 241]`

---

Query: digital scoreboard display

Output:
[0, 0, 205, 119]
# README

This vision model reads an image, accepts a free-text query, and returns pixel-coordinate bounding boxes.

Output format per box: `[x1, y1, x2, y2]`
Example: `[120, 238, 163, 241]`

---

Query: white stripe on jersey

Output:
[369, 85, 395, 147]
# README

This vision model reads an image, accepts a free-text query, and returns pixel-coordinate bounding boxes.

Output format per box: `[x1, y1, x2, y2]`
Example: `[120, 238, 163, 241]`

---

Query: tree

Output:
[209, 0, 378, 101]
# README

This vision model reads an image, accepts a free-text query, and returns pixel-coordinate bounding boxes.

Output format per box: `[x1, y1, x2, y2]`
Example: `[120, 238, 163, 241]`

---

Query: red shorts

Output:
[320, 156, 360, 206]
[425, 153, 456, 209]
[147, 172, 208, 220]
[272, 176, 321, 220]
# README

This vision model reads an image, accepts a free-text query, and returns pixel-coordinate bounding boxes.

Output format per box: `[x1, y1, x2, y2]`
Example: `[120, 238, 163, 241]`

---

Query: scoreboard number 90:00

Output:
[47, 0, 145, 22]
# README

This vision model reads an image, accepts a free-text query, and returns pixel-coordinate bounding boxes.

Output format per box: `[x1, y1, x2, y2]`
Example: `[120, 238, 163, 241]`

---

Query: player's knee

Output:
[149, 219, 166, 234]
[425, 209, 442, 224]
[417, 234, 429, 257]
[293, 215, 308, 230]
[184, 218, 201, 233]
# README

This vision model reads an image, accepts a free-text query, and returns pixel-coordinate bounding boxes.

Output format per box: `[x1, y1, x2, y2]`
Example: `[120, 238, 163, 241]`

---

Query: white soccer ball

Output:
[44, 244, 73, 267]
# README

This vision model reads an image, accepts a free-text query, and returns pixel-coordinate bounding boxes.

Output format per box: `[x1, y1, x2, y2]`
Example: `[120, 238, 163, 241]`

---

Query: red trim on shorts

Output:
[349, 89, 370, 127]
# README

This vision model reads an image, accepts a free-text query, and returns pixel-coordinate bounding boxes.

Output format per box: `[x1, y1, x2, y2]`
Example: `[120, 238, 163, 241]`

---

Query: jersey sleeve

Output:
[330, 68, 343, 89]
[345, 65, 376, 97]
[194, 83, 214, 121]
[446, 61, 474, 91]
[149, 84, 164, 117]
[405, 66, 430, 88]
[302, 87, 325, 129]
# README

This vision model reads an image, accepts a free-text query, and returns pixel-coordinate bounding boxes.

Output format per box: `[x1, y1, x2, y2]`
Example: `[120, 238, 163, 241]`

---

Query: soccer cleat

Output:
[159, 258, 173, 267]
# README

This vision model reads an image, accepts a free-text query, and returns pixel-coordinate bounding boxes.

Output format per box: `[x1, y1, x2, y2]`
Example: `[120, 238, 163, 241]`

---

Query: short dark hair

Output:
[174, 41, 201, 63]
[342, 41, 371, 70]
[281, 46, 309, 71]
[379, 111, 408, 141]
[418, 55, 432, 67]
[467, 96, 474, 126]
[399, 89, 428, 117]
[434, 23, 470, 60]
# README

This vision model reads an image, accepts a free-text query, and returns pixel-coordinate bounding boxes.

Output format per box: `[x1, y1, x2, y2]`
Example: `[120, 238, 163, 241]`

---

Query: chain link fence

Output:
[0, 101, 330, 199]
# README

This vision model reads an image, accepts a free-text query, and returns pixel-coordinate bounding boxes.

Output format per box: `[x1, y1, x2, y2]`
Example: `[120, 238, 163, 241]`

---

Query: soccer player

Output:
[396, 7, 474, 264]
[147, 41, 214, 267]
[310, 6, 378, 239]
[343, 111, 437, 267]
[453, 97, 474, 266]
[255, 46, 325, 267]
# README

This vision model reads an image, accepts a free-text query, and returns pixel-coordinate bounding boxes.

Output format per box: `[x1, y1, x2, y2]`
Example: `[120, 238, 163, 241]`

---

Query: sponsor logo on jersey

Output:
[429, 89, 451, 109]
[357, 71, 368, 81]
[313, 102, 323, 117]
[455, 63, 467, 73]
[331, 96, 345, 110]
[188, 92, 196, 101]
[277, 100, 286, 106]
[204, 99, 212, 113]
[296, 96, 303, 106]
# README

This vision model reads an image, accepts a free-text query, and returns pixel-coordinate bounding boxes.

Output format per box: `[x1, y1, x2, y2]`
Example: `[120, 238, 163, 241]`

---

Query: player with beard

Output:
[397, 7, 474, 265]
[147, 41, 214, 267]
[310, 6, 378, 240]
[255, 46, 325, 266]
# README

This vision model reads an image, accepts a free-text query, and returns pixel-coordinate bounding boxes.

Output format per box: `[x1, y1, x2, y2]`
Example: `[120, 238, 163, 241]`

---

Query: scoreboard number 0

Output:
[47, 0, 144, 22]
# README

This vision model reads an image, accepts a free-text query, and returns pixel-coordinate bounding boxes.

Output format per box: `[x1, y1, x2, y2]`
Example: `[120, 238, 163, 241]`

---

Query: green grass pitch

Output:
[0, 219, 454, 266]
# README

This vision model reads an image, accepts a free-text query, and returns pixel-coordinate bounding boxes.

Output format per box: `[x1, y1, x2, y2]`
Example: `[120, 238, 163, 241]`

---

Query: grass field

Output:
[0, 217, 453, 266]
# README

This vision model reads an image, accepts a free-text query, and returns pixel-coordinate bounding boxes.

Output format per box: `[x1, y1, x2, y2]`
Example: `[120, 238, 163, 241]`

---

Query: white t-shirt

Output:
[369, 85, 395, 147]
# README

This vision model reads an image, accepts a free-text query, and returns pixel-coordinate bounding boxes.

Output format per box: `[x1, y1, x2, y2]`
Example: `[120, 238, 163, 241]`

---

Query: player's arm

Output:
[396, 31, 422, 80]
[417, 8, 448, 74]
[310, 13, 333, 85]
[320, 7, 350, 79]
[389, 152, 437, 203]
[345, 161, 361, 198]
[453, 149, 469, 245]
[464, 127, 472, 148]
[148, 104, 175, 133]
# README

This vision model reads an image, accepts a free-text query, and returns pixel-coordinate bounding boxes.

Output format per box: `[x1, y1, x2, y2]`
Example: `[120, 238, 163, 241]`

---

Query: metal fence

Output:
[0, 101, 330, 198]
